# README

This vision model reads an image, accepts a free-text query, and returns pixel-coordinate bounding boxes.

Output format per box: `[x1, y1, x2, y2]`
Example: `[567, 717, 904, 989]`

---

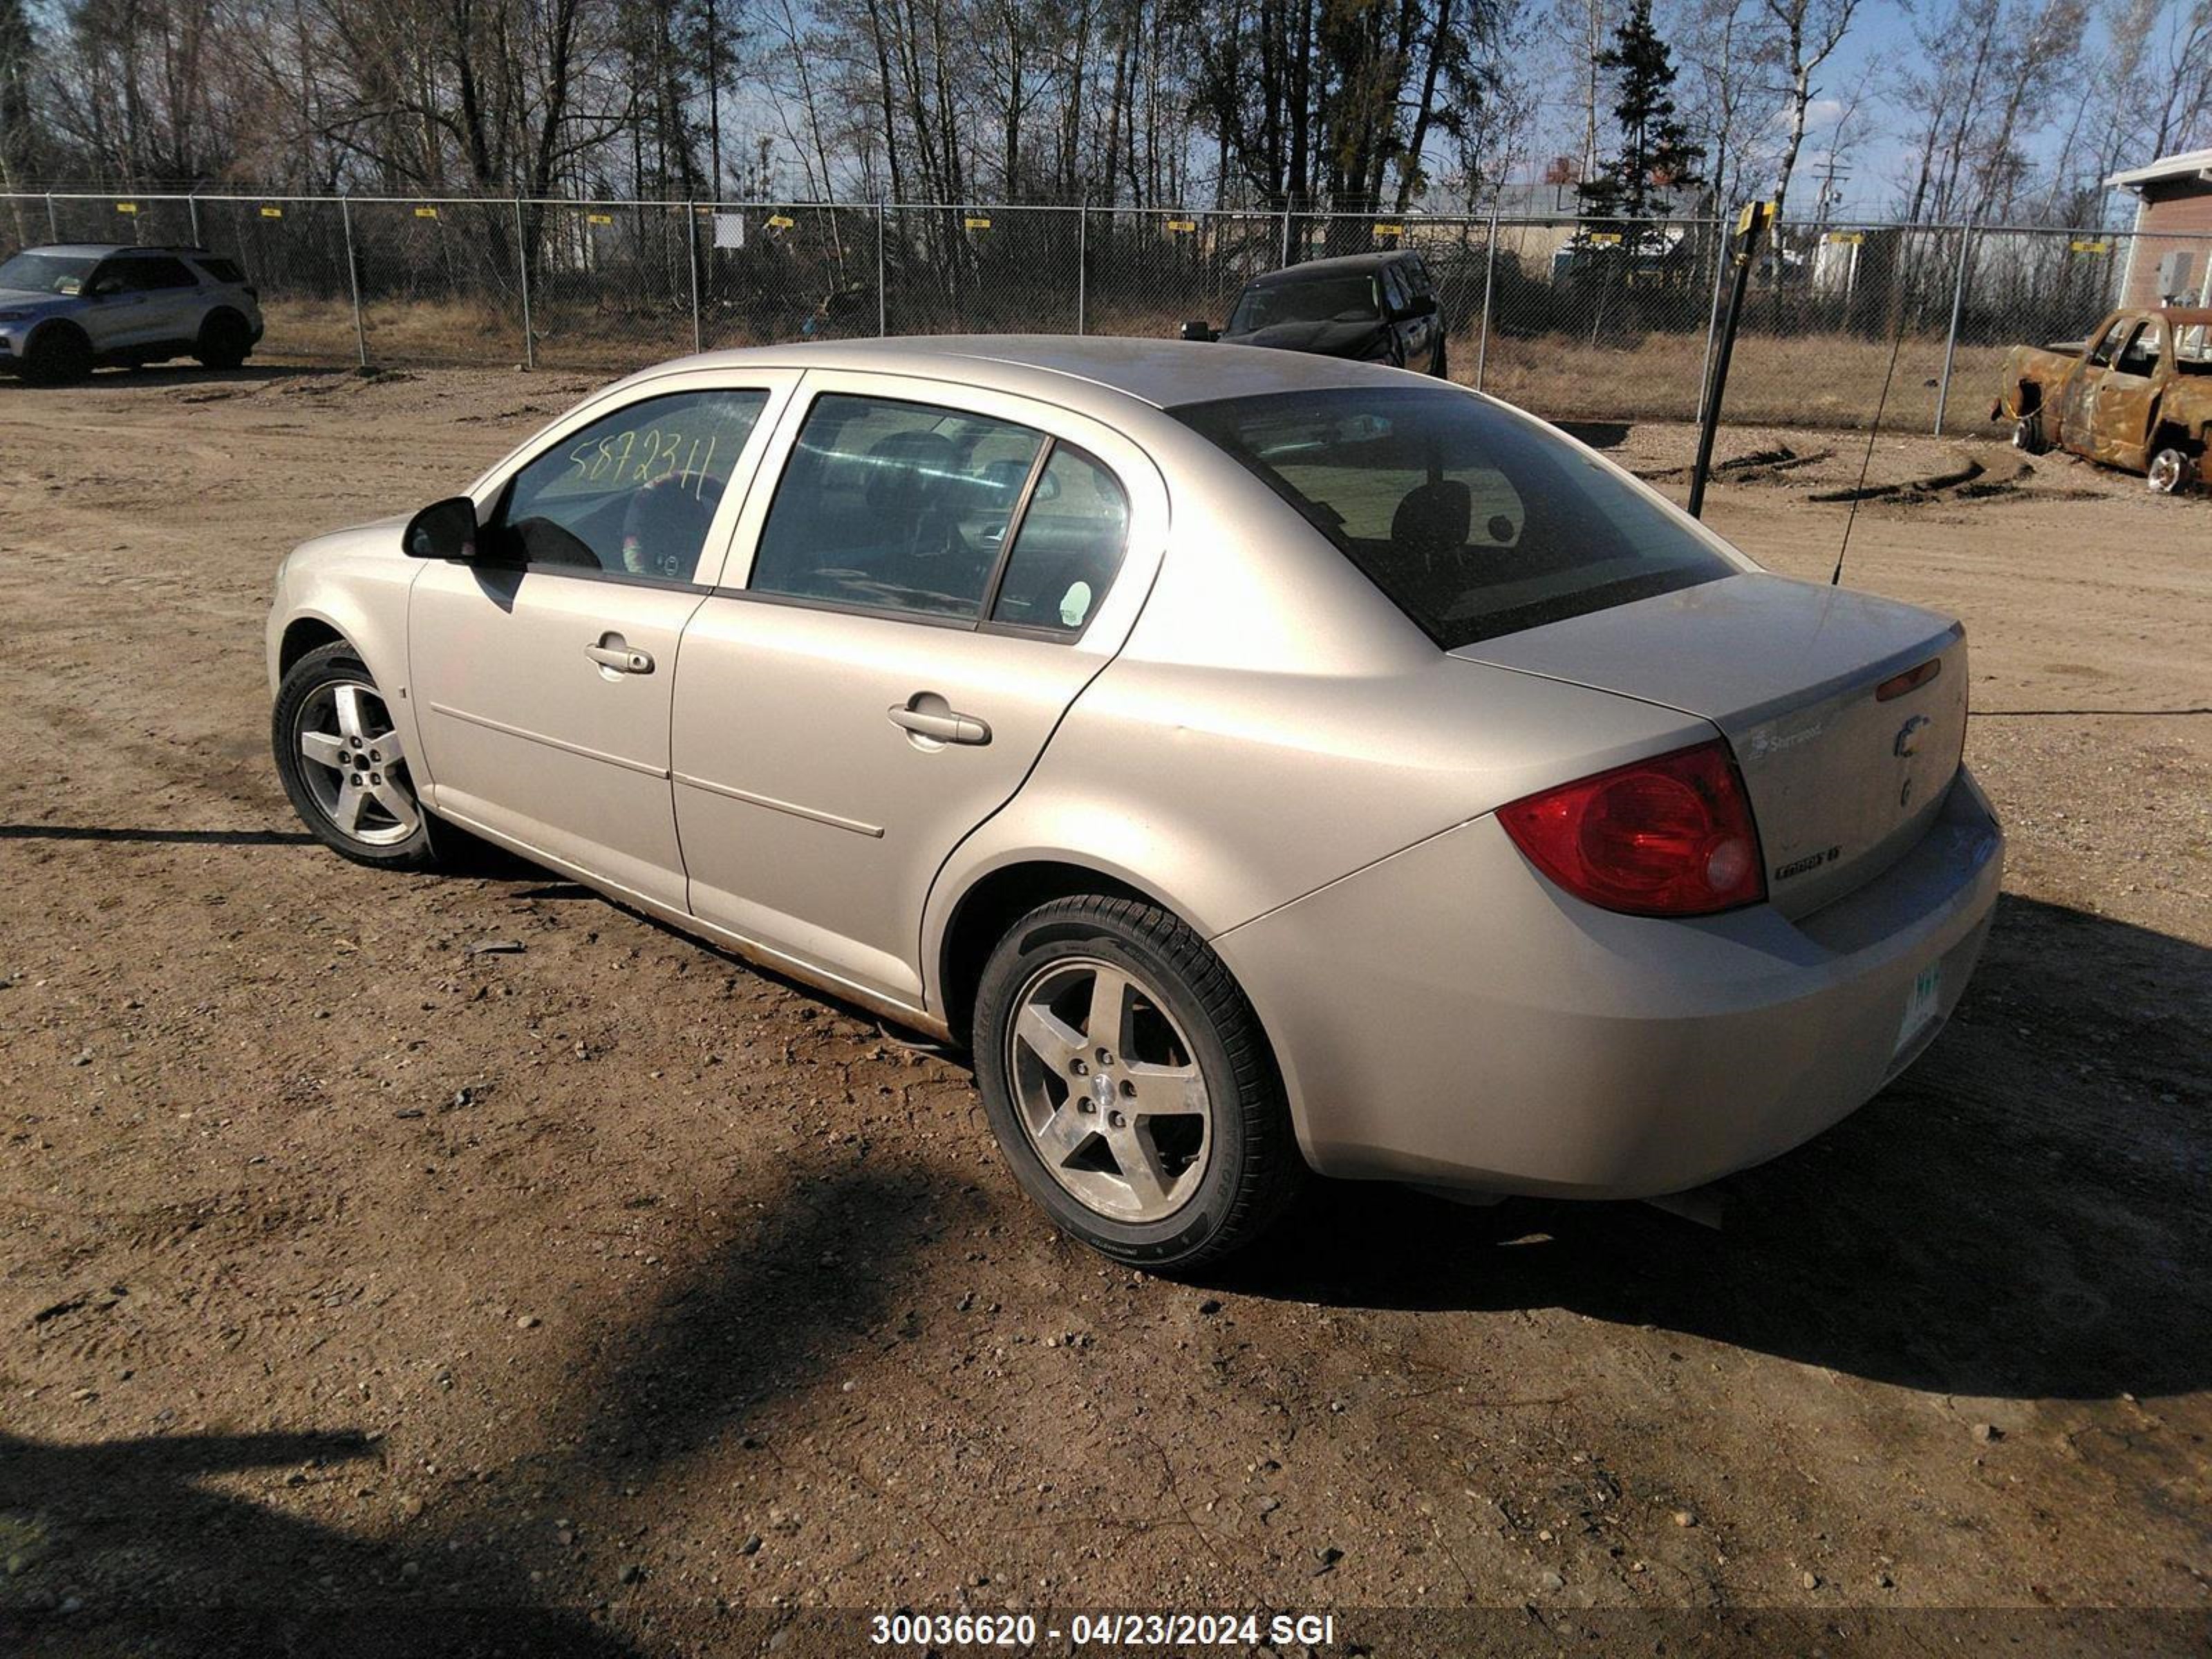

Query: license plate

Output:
[1895, 961, 1942, 1053]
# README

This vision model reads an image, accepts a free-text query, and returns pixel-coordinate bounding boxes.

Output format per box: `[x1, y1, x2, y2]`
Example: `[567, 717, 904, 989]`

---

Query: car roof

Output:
[1247, 250, 1420, 289]
[625, 334, 1421, 413]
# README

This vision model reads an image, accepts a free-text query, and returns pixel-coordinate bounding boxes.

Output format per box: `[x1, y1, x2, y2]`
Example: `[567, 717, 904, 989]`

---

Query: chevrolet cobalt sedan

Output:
[268, 337, 2002, 1269]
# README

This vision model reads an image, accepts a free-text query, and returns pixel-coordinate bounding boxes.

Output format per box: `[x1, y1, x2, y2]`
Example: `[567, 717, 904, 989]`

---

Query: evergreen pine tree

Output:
[1575, 0, 1704, 245]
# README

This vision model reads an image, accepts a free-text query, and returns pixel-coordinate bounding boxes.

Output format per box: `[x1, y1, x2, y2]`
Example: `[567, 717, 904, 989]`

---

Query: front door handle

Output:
[584, 635, 653, 675]
[888, 695, 991, 747]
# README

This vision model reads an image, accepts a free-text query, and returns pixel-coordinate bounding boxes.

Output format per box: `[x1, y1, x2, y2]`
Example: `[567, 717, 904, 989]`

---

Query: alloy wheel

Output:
[293, 680, 420, 846]
[1005, 956, 1212, 1222]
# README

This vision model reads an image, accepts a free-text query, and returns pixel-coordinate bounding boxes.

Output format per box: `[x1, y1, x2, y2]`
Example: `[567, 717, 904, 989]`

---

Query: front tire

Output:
[971, 894, 1304, 1272]
[272, 641, 444, 870]
[22, 324, 93, 386]
[2012, 411, 2047, 454]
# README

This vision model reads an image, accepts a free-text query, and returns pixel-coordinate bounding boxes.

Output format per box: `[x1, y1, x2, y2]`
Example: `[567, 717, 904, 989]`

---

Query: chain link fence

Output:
[5, 191, 2202, 435]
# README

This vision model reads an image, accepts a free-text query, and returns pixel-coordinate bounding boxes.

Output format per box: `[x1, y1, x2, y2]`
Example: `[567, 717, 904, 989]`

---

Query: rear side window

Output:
[988, 446, 1129, 635]
[493, 388, 768, 581]
[1228, 275, 1380, 332]
[193, 256, 247, 284]
[113, 256, 199, 290]
[1174, 386, 1734, 649]
[748, 393, 1044, 621]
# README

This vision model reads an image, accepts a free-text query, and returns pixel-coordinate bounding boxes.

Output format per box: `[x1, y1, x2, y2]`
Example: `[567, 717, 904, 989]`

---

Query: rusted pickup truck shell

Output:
[1992, 306, 2212, 492]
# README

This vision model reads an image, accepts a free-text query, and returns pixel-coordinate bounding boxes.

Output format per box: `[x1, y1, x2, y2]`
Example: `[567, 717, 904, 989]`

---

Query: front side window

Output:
[2116, 321, 2162, 375]
[0, 250, 96, 294]
[1175, 386, 1735, 649]
[748, 394, 1045, 621]
[988, 446, 1130, 635]
[1229, 275, 1380, 332]
[492, 389, 769, 582]
[2086, 319, 2130, 368]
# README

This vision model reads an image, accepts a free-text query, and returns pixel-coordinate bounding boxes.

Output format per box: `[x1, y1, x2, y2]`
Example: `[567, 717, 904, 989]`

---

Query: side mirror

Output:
[86, 276, 123, 299]
[404, 496, 481, 561]
[1395, 293, 1438, 321]
[1180, 320, 1219, 343]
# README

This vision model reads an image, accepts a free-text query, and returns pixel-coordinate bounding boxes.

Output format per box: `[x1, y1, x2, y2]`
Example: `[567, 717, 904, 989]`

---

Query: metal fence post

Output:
[1076, 201, 1088, 335]
[1280, 207, 1292, 267]
[1474, 196, 1500, 391]
[44, 191, 56, 239]
[687, 202, 704, 352]
[877, 202, 888, 337]
[339, 194, 367, 368]
[1933, 220, 1974, 436]
[187, 194, 200, 245]
[1696, 220, 1730, 425]
[513, 198, 536, 369]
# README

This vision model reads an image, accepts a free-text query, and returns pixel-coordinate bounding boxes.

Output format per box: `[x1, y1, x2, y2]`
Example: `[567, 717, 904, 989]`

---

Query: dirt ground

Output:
[1, 364, 2207, 1658]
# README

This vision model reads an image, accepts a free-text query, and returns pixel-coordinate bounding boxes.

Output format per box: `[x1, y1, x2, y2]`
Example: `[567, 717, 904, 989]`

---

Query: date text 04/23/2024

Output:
[869, 1612, 1339, 1648]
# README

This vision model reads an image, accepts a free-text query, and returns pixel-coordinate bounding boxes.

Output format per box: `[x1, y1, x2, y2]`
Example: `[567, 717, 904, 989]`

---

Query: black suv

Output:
[1182, 250, 1447, 376]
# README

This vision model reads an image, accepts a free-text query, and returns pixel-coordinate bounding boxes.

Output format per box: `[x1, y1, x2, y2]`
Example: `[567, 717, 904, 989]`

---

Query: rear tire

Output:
[2012, 411, 2047, 454]
[2146, 444, 2195, 496]
[971, 894, 1305, 1273]
[196, 310, 252, 371]
[272, 641, 446, 871]
[21, 324, 92, 386]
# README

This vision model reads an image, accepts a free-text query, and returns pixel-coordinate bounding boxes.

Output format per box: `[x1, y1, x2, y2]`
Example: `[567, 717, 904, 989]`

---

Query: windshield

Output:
[1174, 386, 1737, 649]
[0, 251, 97, 295]
[1228, 274, 1379, 332]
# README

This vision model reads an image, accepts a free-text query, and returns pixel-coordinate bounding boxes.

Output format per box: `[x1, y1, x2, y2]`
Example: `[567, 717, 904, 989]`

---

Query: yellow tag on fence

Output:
[586, 213, 613, 225]
[1587, 232, 1622, 246]
[1166, 219, 1196, 233]
[1374, 223, 1404, 237]
[115, 202, 138, 215]
[766, 214, 795, 229]
[964, 216, 991, 231]
[415, 206, 440, 219]
[1825, 230, 1863, 245]
[260, 205, 283, 218]
[2070, 238, 2110, 254]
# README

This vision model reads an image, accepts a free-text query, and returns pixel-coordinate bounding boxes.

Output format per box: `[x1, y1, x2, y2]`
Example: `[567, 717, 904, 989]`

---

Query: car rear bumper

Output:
[1214, 767, 2004, 1199]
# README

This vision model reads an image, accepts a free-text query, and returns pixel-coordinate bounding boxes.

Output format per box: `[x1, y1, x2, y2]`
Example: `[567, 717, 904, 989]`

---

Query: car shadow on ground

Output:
[0, 1163, 932, 1653]
[1219, 893, 2211, 1404]
[0, 1430, 638, 1656]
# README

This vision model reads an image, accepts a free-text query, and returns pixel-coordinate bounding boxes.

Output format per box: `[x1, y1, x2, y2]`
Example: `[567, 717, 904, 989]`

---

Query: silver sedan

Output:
[266, 337, 2003, 1270]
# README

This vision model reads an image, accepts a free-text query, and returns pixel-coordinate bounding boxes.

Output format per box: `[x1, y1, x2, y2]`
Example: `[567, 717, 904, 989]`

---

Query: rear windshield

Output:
[0, 250, 97, 295]
[1229, 275, 1379, 332]
[1174, 386, 1736, 648]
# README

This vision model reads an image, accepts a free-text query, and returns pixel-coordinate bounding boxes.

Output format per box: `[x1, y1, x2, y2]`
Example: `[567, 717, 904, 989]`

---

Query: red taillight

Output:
[1497, 740, 1765, 917]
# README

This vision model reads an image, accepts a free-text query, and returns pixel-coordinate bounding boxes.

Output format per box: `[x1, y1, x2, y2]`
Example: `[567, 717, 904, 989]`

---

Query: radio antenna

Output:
[1830, 260, 1915, 588]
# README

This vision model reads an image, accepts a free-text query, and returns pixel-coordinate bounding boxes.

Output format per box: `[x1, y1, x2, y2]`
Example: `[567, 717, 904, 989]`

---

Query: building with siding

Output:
[2108, 148, 2212, 307]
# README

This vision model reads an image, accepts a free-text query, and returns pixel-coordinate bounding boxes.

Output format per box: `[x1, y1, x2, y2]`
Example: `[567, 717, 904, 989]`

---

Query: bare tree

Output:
[1758, 0, 1860, 217]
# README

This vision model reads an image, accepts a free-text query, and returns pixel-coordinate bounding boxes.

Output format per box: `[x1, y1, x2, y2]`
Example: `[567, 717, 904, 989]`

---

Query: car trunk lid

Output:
[1452, 572, 1968, 919]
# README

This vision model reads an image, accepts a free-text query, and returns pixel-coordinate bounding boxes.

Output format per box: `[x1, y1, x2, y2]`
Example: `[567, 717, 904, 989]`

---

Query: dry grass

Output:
[1465, 327, 2012, 434]
[256, 297, 2012, 434]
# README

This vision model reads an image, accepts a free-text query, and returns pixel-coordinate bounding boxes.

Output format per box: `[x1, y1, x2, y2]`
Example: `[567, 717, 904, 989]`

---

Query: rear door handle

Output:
[888, 698, 991, 746]
[584, 636, 653, 675]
